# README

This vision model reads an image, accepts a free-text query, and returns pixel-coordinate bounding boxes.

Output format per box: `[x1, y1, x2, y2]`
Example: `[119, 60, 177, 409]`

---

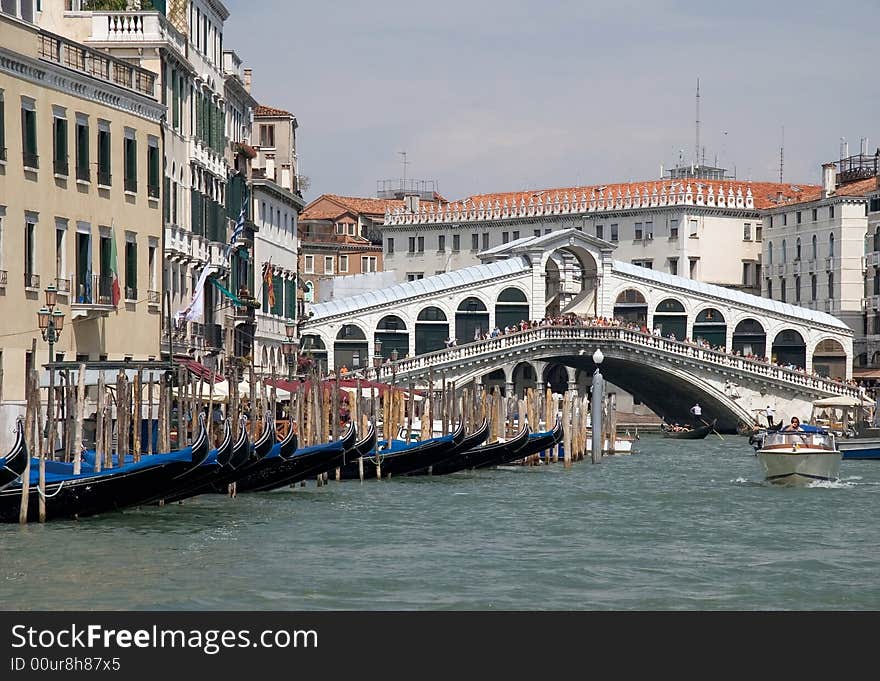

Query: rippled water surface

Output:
[3, 435, 879, 610]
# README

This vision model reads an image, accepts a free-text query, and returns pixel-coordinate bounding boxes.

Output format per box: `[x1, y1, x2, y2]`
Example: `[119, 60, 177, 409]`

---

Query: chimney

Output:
[243, 68, 252, 93]
[822, 162, 836, 198]
[404, 195, 419, 213]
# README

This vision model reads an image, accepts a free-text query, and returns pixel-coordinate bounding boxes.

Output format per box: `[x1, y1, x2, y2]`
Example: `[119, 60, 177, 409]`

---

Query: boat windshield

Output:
[763, 431, 835, 450]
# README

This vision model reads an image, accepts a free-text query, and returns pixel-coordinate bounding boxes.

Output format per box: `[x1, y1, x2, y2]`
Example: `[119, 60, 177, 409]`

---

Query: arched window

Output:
[795, 237, 801, 261]
[812, 234, 818, 260]
[829, 233, 835, 258]
[768, 242, 773, 265]
[828, 272, 835, 300]
[781, 239, 787, 263]
[812, 274, 818, 300]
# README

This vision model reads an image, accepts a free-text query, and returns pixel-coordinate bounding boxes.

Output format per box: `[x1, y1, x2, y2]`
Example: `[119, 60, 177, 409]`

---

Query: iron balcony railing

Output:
[98, 169, 111, 186]
[76, 164, 90, 182]
[74, 273, 114, 305]
[24, 272, 40, 289]
[56, 277, 71, 294]
[23, 152, 39, 169]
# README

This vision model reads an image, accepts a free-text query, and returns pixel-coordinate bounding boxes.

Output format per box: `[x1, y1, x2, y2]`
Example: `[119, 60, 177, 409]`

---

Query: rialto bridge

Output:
[300, 230, 856, 430]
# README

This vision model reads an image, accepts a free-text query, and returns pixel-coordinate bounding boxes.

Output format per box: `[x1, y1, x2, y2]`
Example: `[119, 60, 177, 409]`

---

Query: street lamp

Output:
[373, 338, 383, 380]
[591, 347, 604, 464]
[283, 318, 298, 381]
[38, 285, 64, 462]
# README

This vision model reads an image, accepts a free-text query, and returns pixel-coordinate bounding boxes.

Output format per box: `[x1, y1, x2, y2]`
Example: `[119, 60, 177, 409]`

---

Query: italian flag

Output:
[110, 229, 121, 307]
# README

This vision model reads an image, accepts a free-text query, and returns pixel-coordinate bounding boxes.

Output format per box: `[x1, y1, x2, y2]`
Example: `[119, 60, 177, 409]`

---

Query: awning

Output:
[852, 368, 880, 379]
[175, 358, 223, 383]
[812, 395, 875, 408]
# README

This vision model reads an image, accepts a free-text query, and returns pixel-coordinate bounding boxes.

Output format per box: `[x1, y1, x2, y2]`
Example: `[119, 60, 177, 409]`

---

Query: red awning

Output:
[174, 357, 223, 383]
[265, 377, 422, 395]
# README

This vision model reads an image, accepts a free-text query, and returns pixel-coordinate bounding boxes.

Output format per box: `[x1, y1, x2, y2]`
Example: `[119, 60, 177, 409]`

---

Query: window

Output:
[259, 124, 275, 148]
[148, 243, 157, 294]
[811, 274, 817, 301]
[21, 100, 37, 169]
[304, 255, 314, 273]
[669, 219, 679, 238]
[417, 236, 424, 253]
[53, 112, 68, 176]
[512, 230, 519, 240]
[768, 242, 773, 264]
[689, 257, 698, 278]
[147, 141, 159, 199]
[533, 229, 541, 237]
[482, 232, 489, 250]
[795, 275, 801, 302]
[408, 236, 416, 253]
[782, 213, 788, 226]
[779, 278, 786, 302]
[743, 223, 752, 241]
[755, 223, 763, 242]
[828, 272, 834, 300]
[386, 237, 394, 254]
[767, 279, 773, 299]
[812, 234, 818, 259]
[755, 264, 761, 281]
[125, 238, 137, 300]
[634, 222, 643, 240]
[742, 262, 750, 287]
[668, 258, 678, 276]
[124, 132, 137, 192]
[781, 239, 787, 263]
[361, 256, 377, 273]
[795, 238, 801, 261]
[438, 234, 445, 252]
[829, 233, 835, 258]
[339, 255, 349, 273]
[452, 234, 460, 252]
[0, 91, 5, 162]
[544, 228, 551, 235]
[595, 224, 604, 240]
[645, 221, 653, 239]
[97, 124, 111, 185]
[324, 256, 334, 274]
[471, 233, 479, 251]
[54, 220, 67, 289]
[829, 205, 835, 219]
[502, 231, 509, 244]
[812, 208, 818, 221]
[75, 115, 89, 181]
[406, 272, 424, 281]
[689, 219, 698, 237]
[610, 224, 618, 242]
[796, 211, 802, 224]
[24, 219, 36, 285]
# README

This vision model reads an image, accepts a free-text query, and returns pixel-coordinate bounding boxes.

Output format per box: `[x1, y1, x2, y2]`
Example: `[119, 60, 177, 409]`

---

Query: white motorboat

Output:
[755, 430, 841, 486]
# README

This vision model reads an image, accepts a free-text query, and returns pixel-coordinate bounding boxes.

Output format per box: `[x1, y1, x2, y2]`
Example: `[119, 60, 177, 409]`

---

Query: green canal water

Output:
[2, 435, 879, 610]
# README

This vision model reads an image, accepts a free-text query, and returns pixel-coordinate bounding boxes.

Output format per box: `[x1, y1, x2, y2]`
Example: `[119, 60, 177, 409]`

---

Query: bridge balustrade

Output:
[376, 325, 857, 397]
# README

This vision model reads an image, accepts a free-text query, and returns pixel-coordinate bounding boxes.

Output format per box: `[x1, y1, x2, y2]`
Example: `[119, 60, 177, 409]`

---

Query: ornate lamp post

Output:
[282, 318, 298, 382]
[591, 348, 604, 464]
[373, 338, 383, 382]
[37, 284, 64, 461]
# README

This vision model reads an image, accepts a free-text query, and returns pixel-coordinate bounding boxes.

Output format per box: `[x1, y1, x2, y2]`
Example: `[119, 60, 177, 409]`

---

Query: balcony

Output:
[71, 274, 115, 316]
[23, 152, 39, 170]
[147, 290, 160, 305]
[125, 285, 137, 301]
[826, 256, 835, 271]
[792, 261, 802, 276]
[0, 270, 7, 287]
[54, 158, 69, 177]
[775, 263, 785, 276]
[204, 323, 224, 351]
[76, 164, 90, 182]
[89, 11, 187, 58]
[24, 273, 40, 290]
[867, 252, 880, 269]
[124, 176, 137, 193]
[0, 147, 6, 162]
[56, 277, 71, 295]
[807, 259, 817, 274]
[148, 183, 159, 199]
[97, 169, 111, 187]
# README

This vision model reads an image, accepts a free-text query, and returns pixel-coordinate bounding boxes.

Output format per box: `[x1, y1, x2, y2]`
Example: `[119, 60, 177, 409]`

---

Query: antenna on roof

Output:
[695, 77, 701, 168]
[398, 151, 409, 184]
[779, 126, 784, 184]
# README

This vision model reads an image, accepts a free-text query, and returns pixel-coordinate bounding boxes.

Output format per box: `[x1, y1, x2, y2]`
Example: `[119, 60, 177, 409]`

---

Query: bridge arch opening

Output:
[771, 329, 806, 369]
[375, 315, 409, 361]
[456, 297, 489, 344]
[544, 363, 569, 395]
[334, 324, 367, 371]
[653, 298, 687, 340]
[512, 362, 537, 396]
[613, 289, 648, 326]
[732, 319, 766, 358]
[482, 369, 506, 394]
[300, 334, 328, 375]
[416, 306, 449, 354]
[693, 308, 726, 348]
[812, 339, 846, 379]
[495, 287, 529, 329]
[544, 245, 598, 317]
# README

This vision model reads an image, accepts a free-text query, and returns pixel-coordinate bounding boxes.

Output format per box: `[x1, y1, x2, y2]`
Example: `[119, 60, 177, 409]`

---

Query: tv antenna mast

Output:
[398, 151, 409, 184]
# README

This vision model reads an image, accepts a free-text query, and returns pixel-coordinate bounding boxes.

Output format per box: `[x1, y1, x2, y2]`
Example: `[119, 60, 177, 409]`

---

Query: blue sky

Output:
[224, 0, 877, 201]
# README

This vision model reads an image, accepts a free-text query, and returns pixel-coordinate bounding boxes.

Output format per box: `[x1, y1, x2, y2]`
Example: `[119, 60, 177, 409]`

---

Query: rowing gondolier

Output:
[689, 402, 702, 423]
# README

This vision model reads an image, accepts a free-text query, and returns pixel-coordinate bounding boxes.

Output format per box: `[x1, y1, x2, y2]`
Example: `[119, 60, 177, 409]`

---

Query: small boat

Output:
[0, 418, 28, 491]
[661, 419, 716, 440]
[339, 424, 465, 480]
[477, 419, 563, 469]
[808, 395, 880, 460]
[435, 423, 531, 473]
[404, 420, 491, 476]
[755, 429, 841, 486]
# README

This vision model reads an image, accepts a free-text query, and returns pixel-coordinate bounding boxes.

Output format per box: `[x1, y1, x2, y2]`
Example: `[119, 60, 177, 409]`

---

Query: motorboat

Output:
[755, 429, 841, 486]
[809, 395, 880, 460]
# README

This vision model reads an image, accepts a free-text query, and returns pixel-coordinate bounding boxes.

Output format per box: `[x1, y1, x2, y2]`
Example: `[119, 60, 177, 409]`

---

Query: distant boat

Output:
[755, 429, 841, 486]
[661, 419, 716, 440]
[808, 395, 880, 460]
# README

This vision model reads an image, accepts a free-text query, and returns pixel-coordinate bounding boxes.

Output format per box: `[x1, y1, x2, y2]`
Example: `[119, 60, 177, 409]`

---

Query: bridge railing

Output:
[378, 325, 859, 397]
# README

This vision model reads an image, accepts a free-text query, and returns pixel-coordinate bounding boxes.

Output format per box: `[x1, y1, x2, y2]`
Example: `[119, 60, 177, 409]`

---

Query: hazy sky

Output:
[224, 0, 877, 202]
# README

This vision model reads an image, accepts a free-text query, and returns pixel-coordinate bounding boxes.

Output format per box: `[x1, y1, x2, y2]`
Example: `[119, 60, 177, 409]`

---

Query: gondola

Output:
[0, 417, 210, 523]
[204, 414, 276, 494]
[216, 419, 299, 493]
[339, 423, 465, 480]
[0, 418, 28, 491]
[477, 419, 563, 469]
[431, 424, 529, 475]
[236, 422, 361, 493]
[405, 420, 491, 476]
[661, 419, 716, 440]
[173, 420, 251, 498]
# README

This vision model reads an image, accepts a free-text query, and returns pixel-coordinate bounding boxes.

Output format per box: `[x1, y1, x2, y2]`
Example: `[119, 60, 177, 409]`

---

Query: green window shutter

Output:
[171, 71, 179, 130]
[125, 241, 137, 290]
[272, 275, 283, 316]
[163, 176, 171, 222]
[76, 123, 89, 174]
[98, 130, 111, 183]
[148, 145, 159, 191]
[286, 280, 296, 318]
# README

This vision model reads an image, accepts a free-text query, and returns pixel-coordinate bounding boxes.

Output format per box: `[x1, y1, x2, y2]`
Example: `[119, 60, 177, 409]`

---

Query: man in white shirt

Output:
[690, 403, 702, 423]
[764, 405, 776, 429]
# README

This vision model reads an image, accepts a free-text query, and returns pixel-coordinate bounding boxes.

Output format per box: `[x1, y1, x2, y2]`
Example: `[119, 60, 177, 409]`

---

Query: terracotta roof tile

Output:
[254, 104, 294, 118]
[455, 179, 822, 211]
[768, 177, 877, 208]
[301, 193, 446, 221]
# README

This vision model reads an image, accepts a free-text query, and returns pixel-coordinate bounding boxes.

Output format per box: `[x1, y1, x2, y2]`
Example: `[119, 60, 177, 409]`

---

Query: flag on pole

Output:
[178, 266, 215, 323]
[109, 227, 121, 307]
[226, 173, 249, 259]
[263, 260, 275, 310]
